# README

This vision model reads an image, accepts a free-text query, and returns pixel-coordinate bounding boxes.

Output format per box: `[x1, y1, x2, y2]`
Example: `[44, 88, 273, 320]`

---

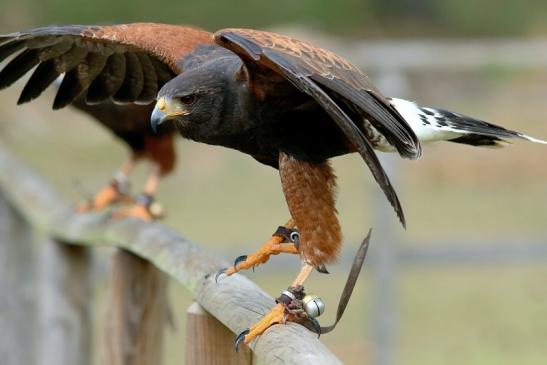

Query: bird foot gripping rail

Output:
[0, 145, 342, 365]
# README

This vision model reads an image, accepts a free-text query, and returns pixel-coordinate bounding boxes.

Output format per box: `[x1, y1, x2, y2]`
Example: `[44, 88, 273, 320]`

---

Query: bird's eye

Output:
[179, 95, 196, 105]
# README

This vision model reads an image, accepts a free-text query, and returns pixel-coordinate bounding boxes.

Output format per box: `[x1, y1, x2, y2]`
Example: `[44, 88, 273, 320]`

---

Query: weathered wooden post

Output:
[186, 302, 253, 365]
[37, 239, 93, 365]
[0, 187, 93, 365]
[0, 192, 38, 365]
[104, 250, 168, 365]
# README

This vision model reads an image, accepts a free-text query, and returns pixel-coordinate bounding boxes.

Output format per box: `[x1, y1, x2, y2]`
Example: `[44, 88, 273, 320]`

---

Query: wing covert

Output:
[0, 23, 212, 108]
[215, 28, 421, 160]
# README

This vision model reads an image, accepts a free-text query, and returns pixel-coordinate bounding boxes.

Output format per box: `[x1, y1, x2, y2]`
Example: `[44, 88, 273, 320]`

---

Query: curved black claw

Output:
[214, 268, 227, 283]
[316, 265, 330, 274]
[233, 255, 248, 268]
[310, 317, 322, 338]
[300, 316, 322, 338]
[235, 328, 250, 352]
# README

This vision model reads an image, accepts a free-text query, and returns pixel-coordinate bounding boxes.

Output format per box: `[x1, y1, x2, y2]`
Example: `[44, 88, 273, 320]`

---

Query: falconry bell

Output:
[302, 294, 325, 318]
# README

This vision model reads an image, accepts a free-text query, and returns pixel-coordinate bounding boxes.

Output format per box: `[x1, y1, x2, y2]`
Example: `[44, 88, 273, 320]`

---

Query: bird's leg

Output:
[77, 156, 135, 212]
[236, 263, 315, 348]
[112, 162, 162, 221]
[219, 219, 299, 278]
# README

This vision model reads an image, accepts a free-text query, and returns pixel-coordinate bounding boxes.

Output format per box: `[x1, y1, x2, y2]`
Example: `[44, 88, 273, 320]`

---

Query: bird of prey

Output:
[0, 24, 212, 220]
[68, 95, 172, 220]
[0, 24, 544, 347]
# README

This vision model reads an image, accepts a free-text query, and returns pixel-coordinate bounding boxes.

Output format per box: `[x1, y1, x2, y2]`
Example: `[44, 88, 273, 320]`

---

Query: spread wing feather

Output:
[215, 28, 421, 160]
[215, 29, 408, 226]
[0, 23, 212, 108]
[85, 52, 126, 104]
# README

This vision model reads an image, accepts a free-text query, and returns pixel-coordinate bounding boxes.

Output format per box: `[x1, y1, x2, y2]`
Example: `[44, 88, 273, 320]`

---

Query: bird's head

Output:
[151, 57, 248, 142]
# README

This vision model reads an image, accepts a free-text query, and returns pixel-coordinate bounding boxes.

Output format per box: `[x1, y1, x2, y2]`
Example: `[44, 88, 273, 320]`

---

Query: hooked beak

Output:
[151, 97, 189, 133]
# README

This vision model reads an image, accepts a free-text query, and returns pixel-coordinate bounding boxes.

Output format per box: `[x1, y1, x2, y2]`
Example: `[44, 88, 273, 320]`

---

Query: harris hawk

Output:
[67, 95, 170, 220]
[0, 24, 545, 347]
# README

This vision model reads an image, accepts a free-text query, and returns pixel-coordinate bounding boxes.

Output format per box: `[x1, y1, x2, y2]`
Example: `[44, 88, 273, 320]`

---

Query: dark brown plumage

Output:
[215, 29, 421, 226]
[152, 28, 420, 258]
[151, 28, 424, 346]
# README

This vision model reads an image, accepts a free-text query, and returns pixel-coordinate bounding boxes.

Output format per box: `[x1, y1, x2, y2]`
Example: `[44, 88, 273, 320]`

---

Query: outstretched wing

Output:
[215, 28, 418, 226]
[0, 23, 212, 108]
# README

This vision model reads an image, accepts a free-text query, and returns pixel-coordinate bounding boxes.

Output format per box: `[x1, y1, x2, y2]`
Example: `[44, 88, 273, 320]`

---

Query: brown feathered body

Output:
[279, 153, 341, 265]
[157, 46, 365, 265]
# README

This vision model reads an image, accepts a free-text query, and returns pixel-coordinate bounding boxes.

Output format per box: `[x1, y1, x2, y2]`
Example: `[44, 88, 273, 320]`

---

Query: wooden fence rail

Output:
[0, 144, 342, 365]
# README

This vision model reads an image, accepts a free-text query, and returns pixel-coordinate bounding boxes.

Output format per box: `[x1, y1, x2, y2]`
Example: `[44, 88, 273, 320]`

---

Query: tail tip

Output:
[520, 134, 547, 144]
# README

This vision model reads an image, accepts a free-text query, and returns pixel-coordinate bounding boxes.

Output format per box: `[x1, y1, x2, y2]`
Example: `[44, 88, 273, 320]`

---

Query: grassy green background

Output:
[1, 2, 547, 364]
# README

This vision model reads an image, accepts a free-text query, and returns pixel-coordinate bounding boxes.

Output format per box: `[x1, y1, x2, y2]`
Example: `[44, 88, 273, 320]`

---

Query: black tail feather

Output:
[448, 134, 504, 147]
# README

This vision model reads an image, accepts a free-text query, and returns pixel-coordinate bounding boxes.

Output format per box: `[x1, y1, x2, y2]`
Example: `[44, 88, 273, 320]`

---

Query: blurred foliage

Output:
[2, 0, 547, 37]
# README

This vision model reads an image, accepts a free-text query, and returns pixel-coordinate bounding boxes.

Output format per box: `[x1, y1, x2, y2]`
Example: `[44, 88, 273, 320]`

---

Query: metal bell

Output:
[302, 294, 325, 318]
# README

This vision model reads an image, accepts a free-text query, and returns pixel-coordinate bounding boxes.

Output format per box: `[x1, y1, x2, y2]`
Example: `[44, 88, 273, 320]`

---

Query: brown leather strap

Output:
[273, 226, 300, 245]
[135, 193, 154, 207]
[317, 229, 372, 334]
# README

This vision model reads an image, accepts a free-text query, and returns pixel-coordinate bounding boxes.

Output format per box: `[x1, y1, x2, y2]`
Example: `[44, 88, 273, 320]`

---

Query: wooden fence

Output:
[0, 144, 342, 365]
